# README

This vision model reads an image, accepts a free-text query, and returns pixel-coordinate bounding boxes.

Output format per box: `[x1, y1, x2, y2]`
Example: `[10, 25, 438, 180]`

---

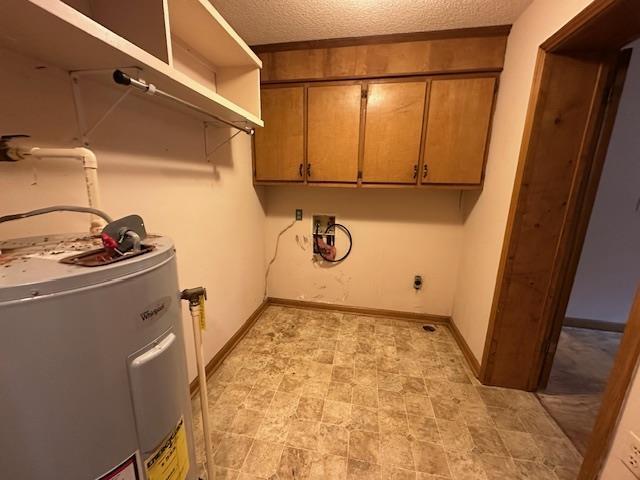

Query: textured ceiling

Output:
[210, 0, 532, 46]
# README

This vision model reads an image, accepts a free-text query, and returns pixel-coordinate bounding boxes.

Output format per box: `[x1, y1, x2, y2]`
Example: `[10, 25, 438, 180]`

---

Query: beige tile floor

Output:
[191, 306, 583, 479]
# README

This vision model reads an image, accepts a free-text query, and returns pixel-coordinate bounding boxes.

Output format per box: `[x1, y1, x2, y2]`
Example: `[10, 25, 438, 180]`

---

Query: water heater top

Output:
[0, 234, 175, 302]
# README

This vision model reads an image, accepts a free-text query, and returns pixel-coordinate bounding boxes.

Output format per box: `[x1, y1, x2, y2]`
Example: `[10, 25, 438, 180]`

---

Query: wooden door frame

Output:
[481, 42, 619, 390]
[537, 49, 632, 387]
[479, 1, 640, 478]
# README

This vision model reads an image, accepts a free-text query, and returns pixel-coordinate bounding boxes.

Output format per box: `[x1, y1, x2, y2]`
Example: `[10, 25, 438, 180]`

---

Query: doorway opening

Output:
[536, 41, 640, 454]
[538, 40, 640, 455]
[479, 1, 640, 478]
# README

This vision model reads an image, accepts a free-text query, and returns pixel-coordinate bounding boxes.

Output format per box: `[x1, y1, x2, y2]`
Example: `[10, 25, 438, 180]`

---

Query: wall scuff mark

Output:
[264, 219, 296, 299]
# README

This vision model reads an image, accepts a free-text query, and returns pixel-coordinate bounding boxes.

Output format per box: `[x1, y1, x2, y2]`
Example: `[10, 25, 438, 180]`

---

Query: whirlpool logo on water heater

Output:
[139, 296, 171, 323]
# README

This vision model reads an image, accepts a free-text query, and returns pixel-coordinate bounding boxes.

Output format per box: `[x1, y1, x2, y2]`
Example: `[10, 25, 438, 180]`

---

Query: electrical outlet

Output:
[621, 431, 640, 478]
[295, 209, 303, 221]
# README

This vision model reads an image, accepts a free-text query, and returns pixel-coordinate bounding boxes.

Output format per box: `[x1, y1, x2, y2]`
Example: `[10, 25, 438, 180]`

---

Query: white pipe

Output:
[188, 303, 215, 480]
[8, 147, 105, 233]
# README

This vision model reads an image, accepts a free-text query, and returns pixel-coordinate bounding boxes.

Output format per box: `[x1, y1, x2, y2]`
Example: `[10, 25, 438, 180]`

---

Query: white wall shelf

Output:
[0, 0, 263, 129]
[168, 0, 261, 68]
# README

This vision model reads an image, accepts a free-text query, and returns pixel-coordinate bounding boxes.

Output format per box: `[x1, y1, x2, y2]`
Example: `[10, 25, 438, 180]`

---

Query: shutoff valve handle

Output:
[181, 287, 207, 307]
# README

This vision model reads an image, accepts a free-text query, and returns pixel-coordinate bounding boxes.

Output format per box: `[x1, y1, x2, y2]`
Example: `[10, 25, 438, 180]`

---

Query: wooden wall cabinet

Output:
[307, 84, 362, 183]
[361, 81, 427, 184]
[254, 87, 304, 182]
[257, 30, 509, 83]
[253, 75, 497, 188]
[420, 77, 496, 185]
[252, 28, 506, 188]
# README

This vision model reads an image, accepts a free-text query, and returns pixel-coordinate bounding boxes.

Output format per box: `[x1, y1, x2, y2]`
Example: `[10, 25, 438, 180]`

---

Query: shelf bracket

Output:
[69, 67, 141, 146]
[203, 122, 242, 161]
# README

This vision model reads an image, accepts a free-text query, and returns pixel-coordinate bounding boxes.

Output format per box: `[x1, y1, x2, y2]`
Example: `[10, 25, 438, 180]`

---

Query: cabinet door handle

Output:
[307, 163, 311, 177]
[299, 163, 303, 177]
[413, 164, 418, 179]
[423, 164, 428, 179]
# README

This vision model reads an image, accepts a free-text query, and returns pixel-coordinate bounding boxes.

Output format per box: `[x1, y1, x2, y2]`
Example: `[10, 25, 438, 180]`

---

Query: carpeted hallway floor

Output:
[537, 326, 622, 455]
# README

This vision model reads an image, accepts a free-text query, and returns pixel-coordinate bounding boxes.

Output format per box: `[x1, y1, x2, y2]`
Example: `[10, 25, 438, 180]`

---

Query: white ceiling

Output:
[210, 0, 532, 46]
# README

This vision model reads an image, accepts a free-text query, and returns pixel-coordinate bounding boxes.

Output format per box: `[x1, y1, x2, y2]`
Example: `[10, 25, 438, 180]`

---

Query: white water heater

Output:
[0, 234, 197, 480]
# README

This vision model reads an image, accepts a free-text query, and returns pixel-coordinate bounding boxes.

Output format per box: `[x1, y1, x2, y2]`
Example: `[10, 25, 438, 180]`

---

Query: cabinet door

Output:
[254, 87, 304, 182]
[307, 84, 362, 183]
[421, 77, 496, 185]
[361, 81, 427, 184]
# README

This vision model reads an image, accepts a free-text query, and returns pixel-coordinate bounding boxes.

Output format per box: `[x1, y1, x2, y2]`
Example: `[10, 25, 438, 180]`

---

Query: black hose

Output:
[0, 205, 113, 225]
[314, 223, 352, 263]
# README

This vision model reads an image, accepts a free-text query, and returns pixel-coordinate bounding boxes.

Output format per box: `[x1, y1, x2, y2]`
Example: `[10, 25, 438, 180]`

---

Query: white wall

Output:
[0, 47, 267, 381]
[602, 358, 640, 480]
[261, 0, 602, 333]
[451, 0, 594, 362]
[566, 42, 640, 325]
[264, 187, 463, 316]
[446, 1, 640, 477]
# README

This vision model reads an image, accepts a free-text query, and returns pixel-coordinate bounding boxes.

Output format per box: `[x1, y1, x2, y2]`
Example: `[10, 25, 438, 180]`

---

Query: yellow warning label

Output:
[198, 295, 206, 330]
[144, 417, 190, 480]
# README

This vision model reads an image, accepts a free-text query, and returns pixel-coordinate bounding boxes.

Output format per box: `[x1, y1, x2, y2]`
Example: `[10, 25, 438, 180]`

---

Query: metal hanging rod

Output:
[112, 70, 255, 136]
